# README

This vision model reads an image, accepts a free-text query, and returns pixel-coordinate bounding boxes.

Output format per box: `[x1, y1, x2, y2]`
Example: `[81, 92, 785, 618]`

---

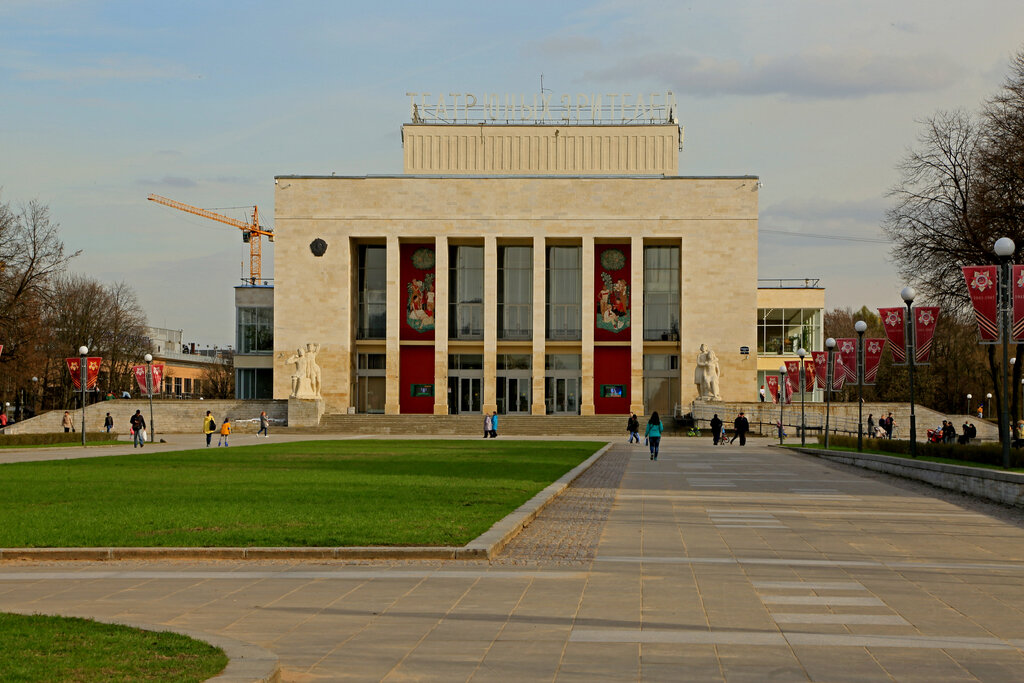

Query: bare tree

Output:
[201, 352, 235, 399]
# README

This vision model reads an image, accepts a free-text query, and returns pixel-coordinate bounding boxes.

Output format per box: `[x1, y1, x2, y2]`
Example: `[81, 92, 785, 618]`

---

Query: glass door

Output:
[455, 377, 482, 414]
[497, 374, 531, 414]
[545, 376, 580, 414]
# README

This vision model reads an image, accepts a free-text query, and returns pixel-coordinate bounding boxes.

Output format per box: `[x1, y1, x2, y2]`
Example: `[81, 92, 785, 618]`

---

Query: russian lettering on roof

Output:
[405, 91, 678, 125]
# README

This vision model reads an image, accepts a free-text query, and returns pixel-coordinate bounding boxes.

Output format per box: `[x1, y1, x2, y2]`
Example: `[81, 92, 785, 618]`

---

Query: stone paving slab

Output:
[6, 437, 1024, 680]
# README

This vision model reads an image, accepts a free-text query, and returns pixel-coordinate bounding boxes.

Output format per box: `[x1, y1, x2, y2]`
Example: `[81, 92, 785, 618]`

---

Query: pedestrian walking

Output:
[483, 413, 492, 438]
[257, 410, 270, 437]
[130, 410, 146, 448]
[710, 413, 723, 445]
[627, 413, 640, 443]
[645, 411, 663, 460]
[867, 413, 874, 436]
[218, 417, 231, 447]
[62, 411, 73, 433]
[202, 410, 217, 447]
[104, 412, 113, 434]
[731, 411, 749, 445]
[884, 413, 894, 439]
[490, 411, 498, 438]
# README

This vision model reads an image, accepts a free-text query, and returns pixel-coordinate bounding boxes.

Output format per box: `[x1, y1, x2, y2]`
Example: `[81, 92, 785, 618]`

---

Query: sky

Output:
[2, 0, 1024, 348]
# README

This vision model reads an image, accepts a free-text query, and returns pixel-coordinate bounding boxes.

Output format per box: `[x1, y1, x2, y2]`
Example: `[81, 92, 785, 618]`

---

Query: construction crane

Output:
[147, 194, 274, 284]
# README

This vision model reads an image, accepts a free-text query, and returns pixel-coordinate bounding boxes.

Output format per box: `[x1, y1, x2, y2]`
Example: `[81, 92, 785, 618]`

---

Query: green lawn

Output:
[0, 440, 122, 450]
[0, 612, 227, 682]
[0, 440, 601, 548]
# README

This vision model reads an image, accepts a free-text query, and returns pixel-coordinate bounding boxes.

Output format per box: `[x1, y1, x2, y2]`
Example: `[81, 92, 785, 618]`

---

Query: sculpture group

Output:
[287, 343, 322, 399]
[694, 343, 721, 400]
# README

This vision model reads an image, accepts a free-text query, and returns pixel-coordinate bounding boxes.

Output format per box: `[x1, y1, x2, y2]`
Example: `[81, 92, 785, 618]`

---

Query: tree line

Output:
[882, 47, 1024, 424]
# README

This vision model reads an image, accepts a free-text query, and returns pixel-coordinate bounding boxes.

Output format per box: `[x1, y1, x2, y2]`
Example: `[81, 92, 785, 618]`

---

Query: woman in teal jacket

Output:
[645, 411, 663, 460]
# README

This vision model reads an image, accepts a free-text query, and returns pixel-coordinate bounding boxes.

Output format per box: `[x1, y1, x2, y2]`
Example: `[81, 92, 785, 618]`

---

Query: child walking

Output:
[218, 417, 231, 447]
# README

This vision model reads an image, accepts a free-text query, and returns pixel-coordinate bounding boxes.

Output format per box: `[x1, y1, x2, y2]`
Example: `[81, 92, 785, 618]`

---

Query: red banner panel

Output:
[864, 338, 886, 384]
[913, 306, 940, 364]
[595, 244, 631, 342]
[594, 347, 630, 414]
[963, 266, 999, 341]
[878, 307, 907, 363]
[66, 357, 102, 390]
[836, 338, 858, 383]
[0, 344, 3, 357]
[804, 359, 815, 395]
[765, 374, 779, 404]
[832, 352, 847, 390]
[812, 352, 828, 390]
[1013, 265, 1024, 341]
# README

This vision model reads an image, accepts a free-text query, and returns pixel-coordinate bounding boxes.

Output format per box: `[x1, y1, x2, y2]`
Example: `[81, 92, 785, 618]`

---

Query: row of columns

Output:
[381, 235, 646, 416]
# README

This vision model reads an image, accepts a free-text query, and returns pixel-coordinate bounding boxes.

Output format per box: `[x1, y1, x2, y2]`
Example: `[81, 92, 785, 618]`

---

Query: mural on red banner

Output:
[963, 266, 999, 341]
[595, 245, 630, 340]
[401, 244, 436, 340]
[878, 307, 907, 363]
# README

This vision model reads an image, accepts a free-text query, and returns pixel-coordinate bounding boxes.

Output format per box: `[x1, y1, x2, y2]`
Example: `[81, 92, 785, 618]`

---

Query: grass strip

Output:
[793, 444, 1024, 473]
[0, 440, 123, 450]
[0, 439, 601, 547]
[0, 612, 227, 682]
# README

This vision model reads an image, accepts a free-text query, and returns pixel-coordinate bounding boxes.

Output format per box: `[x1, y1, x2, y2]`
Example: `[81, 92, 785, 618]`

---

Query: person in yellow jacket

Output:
[202, 410, 217, 448]
[217, 417, 231, 447]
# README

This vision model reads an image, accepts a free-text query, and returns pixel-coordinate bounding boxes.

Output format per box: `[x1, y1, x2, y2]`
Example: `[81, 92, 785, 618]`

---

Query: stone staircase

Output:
[295, 414, 638, 437]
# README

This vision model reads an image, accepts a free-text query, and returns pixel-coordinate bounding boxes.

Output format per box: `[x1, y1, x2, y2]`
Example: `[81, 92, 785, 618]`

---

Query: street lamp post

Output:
[996, 236, 1015, 468]
[144, 353, 155, 443]
[967, 393, 973, 416]
[987, 393, 993, 419]
[31, 376, 38, 416]
[901, 287, 917, 458]
[778, 364, 787, 445]
[825, 337, 836, 449]
[798, 348, 807, 447]
[78, 345, 88, 446]
[855, 320, 867, 452]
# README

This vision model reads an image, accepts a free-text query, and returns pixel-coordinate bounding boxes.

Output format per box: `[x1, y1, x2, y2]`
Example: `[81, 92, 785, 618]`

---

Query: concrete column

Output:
[630, 235, 645, 416]
[580, 237, 595, 415]
[335, 237, 353, 412]
[433, 236, 449, 414]
[532, 236, 547, 415]
[483, 236, 498, 414]
[385, 236, 401, 415]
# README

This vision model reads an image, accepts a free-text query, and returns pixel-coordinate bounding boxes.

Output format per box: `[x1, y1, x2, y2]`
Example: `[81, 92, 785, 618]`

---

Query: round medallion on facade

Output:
[309, 238, 328, 257]
[411, 248, 436, 270]
[600, 248, 626, 271]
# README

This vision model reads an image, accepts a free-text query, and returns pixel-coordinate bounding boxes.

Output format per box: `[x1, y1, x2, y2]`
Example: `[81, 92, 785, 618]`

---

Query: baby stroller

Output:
[926, 426, 944, 443]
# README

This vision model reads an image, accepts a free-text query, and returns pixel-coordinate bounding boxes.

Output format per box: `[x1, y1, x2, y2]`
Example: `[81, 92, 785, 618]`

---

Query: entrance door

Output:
[497, 375, 531, 414]
[449, 376, 482, 414]
[545, 376, 580, 414]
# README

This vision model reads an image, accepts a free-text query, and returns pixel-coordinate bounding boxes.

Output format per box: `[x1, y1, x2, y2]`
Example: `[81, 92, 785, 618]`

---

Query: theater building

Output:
[272, 94, 763, 417]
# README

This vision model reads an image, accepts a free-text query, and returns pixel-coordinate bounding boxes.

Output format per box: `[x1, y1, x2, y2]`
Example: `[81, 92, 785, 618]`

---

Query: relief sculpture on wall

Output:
[287, 343, 322, 399]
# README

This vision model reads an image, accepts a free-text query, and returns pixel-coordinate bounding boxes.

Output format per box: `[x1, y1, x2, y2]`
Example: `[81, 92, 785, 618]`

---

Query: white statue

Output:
[694, 344, 722, 400]
[287, 347, 315, 399]
[305, 343, 322, 398]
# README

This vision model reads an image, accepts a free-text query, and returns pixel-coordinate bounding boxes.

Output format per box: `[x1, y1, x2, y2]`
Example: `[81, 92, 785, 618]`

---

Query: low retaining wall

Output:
[798, 448, 1024, 507]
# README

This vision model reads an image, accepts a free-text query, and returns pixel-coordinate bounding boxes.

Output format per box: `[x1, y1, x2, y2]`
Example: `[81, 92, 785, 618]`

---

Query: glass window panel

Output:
[644, 246, 680, 341]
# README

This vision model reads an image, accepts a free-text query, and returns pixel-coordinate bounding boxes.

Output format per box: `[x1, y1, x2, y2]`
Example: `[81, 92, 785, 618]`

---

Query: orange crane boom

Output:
[147, 194, 274, 284]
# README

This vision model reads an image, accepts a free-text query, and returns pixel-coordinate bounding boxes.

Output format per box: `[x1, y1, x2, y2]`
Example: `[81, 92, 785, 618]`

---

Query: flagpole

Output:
[78, 346, 88, 447]
[855, 321, 867, 452]
[995, 236, 1015, 468]
[825, 338, 835, 449]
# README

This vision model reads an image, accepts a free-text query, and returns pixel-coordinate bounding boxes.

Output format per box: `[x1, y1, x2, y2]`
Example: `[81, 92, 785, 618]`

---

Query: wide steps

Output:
[300, 414, 653, 436]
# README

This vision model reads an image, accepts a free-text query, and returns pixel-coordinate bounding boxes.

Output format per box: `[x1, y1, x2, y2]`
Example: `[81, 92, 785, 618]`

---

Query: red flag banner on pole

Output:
[963, 265, 999, 342]
[66, 358, 81, 389]
[832, 352, 847, 390]
[878, 307, 907, 364]
[765, 375, 779, 404]
[1013, 265, 1024, 341]
[804, 359, 815, 395]
[66, 357, 102, 389]
[785, 360, 802, 394]
[0, 344, 4, 357]
[864, 338, 886, 384]
[133, 364, 166, 396]
[913, 306, 940, 364]
[783, 372, 794, 404]
[151, 364, 164, 393]
[811, 352, 828, 390]
[836, 338, 858, 382]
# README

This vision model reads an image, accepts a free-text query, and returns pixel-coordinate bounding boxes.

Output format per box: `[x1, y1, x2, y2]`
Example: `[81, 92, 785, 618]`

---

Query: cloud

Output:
[136, 176, 198, 188]
[530, 35, 606, 59]
[13, 56, 194, 83]
[586, 50, 965, 99]
[762, 197, 889, 224]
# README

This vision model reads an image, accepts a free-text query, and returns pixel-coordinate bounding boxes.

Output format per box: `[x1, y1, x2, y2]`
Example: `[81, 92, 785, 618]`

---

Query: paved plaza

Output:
[4, 438, 1024, 681]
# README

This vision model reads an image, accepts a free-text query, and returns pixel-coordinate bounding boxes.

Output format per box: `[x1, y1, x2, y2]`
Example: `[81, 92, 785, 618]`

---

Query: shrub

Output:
[816, 434, 1024, 468]
[0, 432, 110, 447]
